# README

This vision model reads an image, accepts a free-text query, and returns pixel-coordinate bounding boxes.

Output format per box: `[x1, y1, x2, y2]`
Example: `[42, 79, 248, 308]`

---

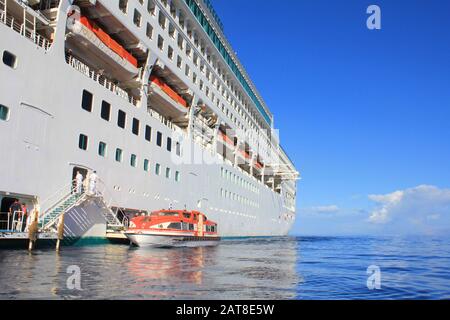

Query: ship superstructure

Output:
[0, 0, 299, 238]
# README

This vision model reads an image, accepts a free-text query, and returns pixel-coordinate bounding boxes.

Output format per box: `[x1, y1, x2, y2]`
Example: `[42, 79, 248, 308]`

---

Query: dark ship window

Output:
[2, 51, 17, 69]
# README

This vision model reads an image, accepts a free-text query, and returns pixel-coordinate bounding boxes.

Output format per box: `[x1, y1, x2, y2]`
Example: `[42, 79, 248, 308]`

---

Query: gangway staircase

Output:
[38, 179, 126, 233]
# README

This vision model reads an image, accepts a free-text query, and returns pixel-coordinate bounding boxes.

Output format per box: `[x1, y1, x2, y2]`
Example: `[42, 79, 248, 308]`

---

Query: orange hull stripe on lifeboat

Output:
[149, 75, 187, 108]
[79, 16, 138, 67]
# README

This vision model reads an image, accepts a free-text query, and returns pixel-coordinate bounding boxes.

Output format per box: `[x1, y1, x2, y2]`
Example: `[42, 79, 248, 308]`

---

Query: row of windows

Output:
[220, 188, 259, 209]
[119, 0, 271, 145]
[81, 90, 181, 155]
[78, 133, 181, 182]
[220, 167, 259, 195]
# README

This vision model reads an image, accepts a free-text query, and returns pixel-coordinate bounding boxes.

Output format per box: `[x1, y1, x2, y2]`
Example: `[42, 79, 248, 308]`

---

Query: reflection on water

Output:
[0, 237, 299, 300]
[0, 236, 449, 300]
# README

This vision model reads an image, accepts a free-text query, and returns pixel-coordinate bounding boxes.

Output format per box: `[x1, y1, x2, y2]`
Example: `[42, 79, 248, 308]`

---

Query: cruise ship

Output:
[0, 0, 299, 241]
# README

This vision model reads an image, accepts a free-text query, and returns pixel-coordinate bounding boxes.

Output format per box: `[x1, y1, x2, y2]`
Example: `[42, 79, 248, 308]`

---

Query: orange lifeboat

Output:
[66, 14, 139, 82]
[149, 75, 187, 108]
[124, 210, 220, 247]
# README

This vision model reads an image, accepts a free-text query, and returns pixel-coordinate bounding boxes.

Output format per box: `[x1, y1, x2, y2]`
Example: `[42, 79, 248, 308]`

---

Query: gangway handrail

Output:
[39, 179, 77, 216]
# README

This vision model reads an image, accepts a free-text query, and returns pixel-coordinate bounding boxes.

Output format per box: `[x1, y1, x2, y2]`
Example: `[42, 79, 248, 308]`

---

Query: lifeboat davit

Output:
[125, 210, 220, 248]
[66, 14, 139, 82]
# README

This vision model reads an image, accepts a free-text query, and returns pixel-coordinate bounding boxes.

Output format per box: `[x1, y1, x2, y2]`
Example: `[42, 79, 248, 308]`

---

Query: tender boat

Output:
[125, 210, 220, 248]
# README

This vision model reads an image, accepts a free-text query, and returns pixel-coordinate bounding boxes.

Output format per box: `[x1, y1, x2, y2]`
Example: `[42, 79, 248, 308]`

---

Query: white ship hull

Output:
[0, 0, 297, 240]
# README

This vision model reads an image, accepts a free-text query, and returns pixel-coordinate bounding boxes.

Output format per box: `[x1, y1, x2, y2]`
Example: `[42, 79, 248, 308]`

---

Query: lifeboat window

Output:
[78, 134, 88, 151]
[115, 148, 123, 162]
[118, 110, 126, 129]
[183, 213, 191, 219]
[81, 90, 93, 112]
[159, 211, 179, 217]
[133, 9, 142, 27]
[167, 223, 181, 230]
[132, 118, 140, 136]
[2, 51, 17, 69]
[189, 224, 195, 231]
[181, 222, 189, 230]
[0, 105, 9, 121]
[101, 101, 111, 121]
[145, 125, 152, 142]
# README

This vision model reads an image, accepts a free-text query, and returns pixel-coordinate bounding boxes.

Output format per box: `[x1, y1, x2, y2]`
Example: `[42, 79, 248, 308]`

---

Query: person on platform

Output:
[75, 171, 84, 194]
[89, 170, 98, 195]
[20, 203, 27, 232]
[8, 200, 21, 231]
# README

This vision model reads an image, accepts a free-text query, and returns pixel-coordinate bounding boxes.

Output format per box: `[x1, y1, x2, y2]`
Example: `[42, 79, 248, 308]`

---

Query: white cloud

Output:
[307, 205, 340, 214]
[367, 185, 450, 234]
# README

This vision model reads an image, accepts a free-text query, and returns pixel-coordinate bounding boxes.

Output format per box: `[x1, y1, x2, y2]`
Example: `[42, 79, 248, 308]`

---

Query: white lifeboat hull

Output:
[125, 230, 220, 248]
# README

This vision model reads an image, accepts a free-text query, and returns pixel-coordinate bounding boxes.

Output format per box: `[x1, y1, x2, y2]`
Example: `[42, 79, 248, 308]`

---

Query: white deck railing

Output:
[66, 53, 139, 107]
[0, 9, 52, 51]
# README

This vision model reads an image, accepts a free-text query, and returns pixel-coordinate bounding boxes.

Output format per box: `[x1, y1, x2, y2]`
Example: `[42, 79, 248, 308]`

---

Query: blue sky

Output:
[212, 0, 450, 236]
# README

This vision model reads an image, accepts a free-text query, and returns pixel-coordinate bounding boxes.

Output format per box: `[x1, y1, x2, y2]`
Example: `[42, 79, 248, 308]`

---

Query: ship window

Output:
[157, 35, 164, 51]
[81, 90, 93, 112]
[119, 0, 128, 13]
[167, 137, 172, 152]
[168, 46, 174, 60]
[158, 11, 166, 29]
[117, 110, 126, 129]
[146, 23, 154, 39]
[155, 163, 161, 175]
[133, 9, 142, 27]
[165, 167, 171, 179]
[101, 101, 111, 121]
[189, 224, 194, 231]
[148, 0, 156, 15]
[175, 171, 180, 182]
[130, 154, 137, 167]
[78, 134, 88, 151]
[98, 142, 107, 157]
[156, 131, 162, 147]
[0, 105, 9, 121]
[145, 125, 152, 142]
[115, 148, 123, 162]
[132, 118, 140, 135]
[2, 51, 17, 69]
[176, 142, 181, 156]
[167, 223, 181, 230]
[144, 159, 149, 172]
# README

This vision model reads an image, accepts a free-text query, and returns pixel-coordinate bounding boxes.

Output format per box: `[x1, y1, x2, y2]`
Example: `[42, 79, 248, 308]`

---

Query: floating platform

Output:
[0, 231, 58, 249]
[106, 230, 130, 245]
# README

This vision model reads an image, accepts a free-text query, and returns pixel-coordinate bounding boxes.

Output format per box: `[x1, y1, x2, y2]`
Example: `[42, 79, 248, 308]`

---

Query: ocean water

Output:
[0, 236, 449, 300]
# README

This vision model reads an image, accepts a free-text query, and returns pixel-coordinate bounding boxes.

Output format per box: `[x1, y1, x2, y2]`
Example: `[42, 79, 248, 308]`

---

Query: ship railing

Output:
[65, 53, 138, 107]
[0, 210, 26, 233]
[38, 179, 77, 217]
[0, 9, 52, 51]
[96, 178, 126, 228]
